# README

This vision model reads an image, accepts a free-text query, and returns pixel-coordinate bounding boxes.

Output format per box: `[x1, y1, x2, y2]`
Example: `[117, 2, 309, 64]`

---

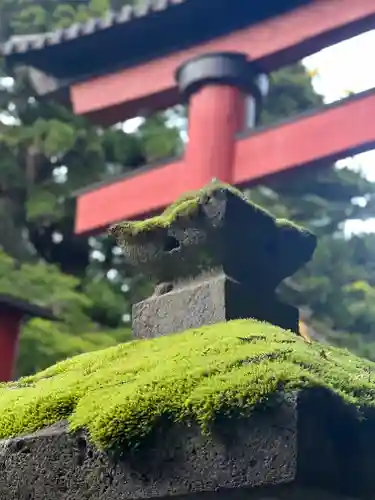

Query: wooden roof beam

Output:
[71, 0, 375, 124]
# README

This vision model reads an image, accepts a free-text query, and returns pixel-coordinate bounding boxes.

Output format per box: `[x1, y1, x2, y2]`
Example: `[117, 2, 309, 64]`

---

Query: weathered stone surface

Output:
[0, 396, 297, 500]
[1, 389, 373, 499]
[110, 184, 316, 339]
[110, 185, 316, 289]
[133, 273, 298, 339]
[187, 488, 357, 499]
[296, 388, 375, 498]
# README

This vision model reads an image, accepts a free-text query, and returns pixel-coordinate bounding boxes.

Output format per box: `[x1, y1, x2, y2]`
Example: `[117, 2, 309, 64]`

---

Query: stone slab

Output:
[132, 274, 298, 339]
[0, 396, 297, 500]
[295, 388, 375, 498]
[187, 487, 357, 500]
[1, 389, 373, 499]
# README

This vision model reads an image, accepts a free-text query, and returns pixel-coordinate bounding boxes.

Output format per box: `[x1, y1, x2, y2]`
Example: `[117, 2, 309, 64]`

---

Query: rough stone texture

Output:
[296, 388, 375, 498]
[133, 273, 298, 339]
[110, 185, 316, 339]
[1, 389, 374, 499]
[0, 396, 297, 500]
[186, 487, 357, 499]
[111, 187, 316, 288]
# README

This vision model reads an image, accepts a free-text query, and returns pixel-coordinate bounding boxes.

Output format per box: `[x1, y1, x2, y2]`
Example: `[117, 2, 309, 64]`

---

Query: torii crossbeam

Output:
[3, 0, 375, 235]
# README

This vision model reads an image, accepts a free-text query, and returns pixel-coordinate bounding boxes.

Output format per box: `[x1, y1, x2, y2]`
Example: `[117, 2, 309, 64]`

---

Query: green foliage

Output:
[260, 63, 323, 126]
[0, 249, 91, 329]
[0, 0, 182, 262]
[1, 319, 374, 450]
[82, 278, 130, 328]
[0, 248, 131, 376]
[136, 115, 182, 162]
[274, 232, 375, 352]
[17, 319, 131, 377]
[6, 0, 116, 35]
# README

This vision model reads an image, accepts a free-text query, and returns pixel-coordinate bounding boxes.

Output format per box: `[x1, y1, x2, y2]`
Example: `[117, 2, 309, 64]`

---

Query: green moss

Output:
[0, 319, 374, 451]
[109, 181, 307, 240]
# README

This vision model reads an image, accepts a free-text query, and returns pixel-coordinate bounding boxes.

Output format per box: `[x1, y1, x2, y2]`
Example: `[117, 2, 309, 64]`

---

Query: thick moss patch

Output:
[0, 319, 374, 451]
[109, 181, 306, 239]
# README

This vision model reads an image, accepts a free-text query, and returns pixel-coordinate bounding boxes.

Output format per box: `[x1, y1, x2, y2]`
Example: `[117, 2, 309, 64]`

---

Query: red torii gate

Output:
[3, 0, 375, 235]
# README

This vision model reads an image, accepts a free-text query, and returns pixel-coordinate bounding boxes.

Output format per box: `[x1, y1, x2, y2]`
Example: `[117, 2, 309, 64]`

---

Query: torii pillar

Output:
[175, 52, 268, 190]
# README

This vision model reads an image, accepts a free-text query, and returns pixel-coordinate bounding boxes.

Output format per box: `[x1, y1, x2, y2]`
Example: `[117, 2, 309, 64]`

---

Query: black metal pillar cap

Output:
[175, 52, 269, 102]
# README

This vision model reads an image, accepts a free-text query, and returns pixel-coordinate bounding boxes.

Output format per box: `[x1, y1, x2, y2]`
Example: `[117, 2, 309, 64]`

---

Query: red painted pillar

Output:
[0, 308, 22, 382]
[176, 53, 268, 191]
[184, 85, 244, 187]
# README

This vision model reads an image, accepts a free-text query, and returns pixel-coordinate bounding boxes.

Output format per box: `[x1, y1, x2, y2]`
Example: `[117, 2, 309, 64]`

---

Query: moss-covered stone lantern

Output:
[110, 182, 317, 339]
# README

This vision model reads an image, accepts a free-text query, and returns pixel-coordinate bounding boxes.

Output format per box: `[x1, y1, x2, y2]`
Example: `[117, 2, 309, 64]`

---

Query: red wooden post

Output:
[0, 295, 55, 382]
[176, 53, 267, 190]
[0, 308, 22, 382]
[183, 85, 244, 187]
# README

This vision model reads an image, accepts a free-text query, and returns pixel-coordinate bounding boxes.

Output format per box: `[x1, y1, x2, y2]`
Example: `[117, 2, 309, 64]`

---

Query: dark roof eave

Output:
[0, 294, 58, 321]
[2, 0, 187, 59]
[2, 0, 313, 82]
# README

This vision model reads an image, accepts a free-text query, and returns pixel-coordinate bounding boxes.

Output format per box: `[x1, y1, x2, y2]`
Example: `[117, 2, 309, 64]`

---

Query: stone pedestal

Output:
[1, 389, 374, 499]
[0, 396, 297, 500]
[133, 273, 298, 339]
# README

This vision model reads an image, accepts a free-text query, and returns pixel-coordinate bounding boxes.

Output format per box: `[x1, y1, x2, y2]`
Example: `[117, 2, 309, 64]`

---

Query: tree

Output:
[0, 0, 182, 267]
[0, 0, 181, 375]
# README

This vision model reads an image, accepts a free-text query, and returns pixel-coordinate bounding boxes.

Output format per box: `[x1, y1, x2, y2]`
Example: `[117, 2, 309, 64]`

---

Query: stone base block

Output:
[0, 389, 373, 499]
[0, 396, 297, 500]
[132, 274, 298, 339]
